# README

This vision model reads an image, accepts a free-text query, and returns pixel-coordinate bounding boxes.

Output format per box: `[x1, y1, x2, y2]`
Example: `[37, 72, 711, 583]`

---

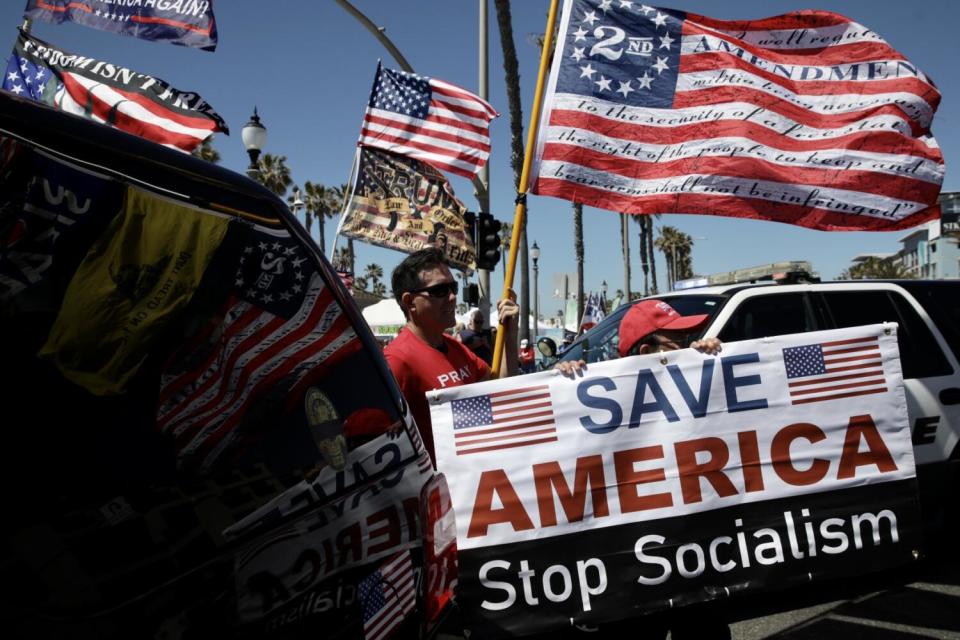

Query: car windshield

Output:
[556, 294, 725, 364]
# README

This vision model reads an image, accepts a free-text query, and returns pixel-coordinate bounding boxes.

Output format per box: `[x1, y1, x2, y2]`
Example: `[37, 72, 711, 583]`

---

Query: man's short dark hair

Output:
[392, 248, 449, 315]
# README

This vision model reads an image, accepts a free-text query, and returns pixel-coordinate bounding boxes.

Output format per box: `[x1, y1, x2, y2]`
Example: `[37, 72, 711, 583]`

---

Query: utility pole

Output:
[477, 0, 491, 325]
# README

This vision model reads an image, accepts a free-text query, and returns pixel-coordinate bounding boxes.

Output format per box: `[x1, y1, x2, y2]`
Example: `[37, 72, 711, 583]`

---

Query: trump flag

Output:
[530, 1, 944, 231]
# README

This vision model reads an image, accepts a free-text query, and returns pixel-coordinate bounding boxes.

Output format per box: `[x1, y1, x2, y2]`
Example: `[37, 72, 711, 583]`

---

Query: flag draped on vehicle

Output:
[23, 0, 218, 51]
[530, 0, 944, 231]
[359, 62, 499, 179]
[2, 31, 227, 152]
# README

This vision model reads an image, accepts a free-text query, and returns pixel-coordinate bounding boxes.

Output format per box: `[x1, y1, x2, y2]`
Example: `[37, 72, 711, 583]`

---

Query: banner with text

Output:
[337, 147, 476, 272]
[429, 324, 920, 636]
[25, 0, 218, 51]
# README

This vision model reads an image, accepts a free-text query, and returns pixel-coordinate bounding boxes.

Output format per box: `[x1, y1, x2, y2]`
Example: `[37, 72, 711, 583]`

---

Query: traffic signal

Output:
[476, 212, 502, 270]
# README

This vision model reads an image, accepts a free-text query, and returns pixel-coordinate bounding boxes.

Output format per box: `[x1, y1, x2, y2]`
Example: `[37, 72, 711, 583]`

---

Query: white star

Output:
[280, 292, 293, 301]
[653, 12, 668, 27]
[659, 33, 675, 49]
[244, 246, 253, 253]
[23, 75, 31, 85]
[598, 0, 614, 12]
[19, 60, 28, 72]
[582, 10, 599, 25]
[653, 56, 670, 74]
[235, 277, 245, 287]
[637, 71, 654, 89]
[572, 26, 588, 41]
[619, 0, 633, 8]
[94, 9, 101, 16]
[579, 63, 597, 79]
[570, 46, 585, 62]
[258, 242, 267, 251]
[7, 72, 18, 83]
[262, 294, 274, 303]
[284, 246, 296, 256]
[616, 80, 634, 98]
[292, 284, 302, 293]
[271, 242, 281, 250]
[246, 288, 258, 299]
[639, 4, 654, 14]
[595, 75, 612, 92]
[34, 69, 45, 80]
[291, 257, 306, 268]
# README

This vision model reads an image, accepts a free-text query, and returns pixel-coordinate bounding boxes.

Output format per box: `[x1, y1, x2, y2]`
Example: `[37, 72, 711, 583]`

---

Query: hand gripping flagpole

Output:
[490, 0, 561, 378]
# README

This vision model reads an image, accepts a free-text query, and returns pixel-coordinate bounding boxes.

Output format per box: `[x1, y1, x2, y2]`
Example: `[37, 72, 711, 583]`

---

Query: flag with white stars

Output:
[358, 550, 416, 640]
[530, 0, 943, 232]
[24, 0, 218, 51]
[156, 223, 360, 471]
[450, 384, 557, 456]
[783, 335, 887, 405]
[3, 31, 226, 153]
[359, 62, 499, 179]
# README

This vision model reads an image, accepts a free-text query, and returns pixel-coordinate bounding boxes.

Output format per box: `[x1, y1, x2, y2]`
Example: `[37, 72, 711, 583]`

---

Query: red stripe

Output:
[359, 132, 483, 177]
[822, 344, 881, 357]
[792, 387, 887, 404]
[686, 10, 856, 32]
[822, 336, 880, 347]
[455, 426, 556, 446]
[825, 360, 884, 374]
[359, 126, 489, 160]
[61, 74, 206, 151]
[545, 110, 943, 163]
[673, 86, 930, 135]
[430, 96, 495, 123]
[489, 385, 549, 398]
[681, 22, 908, 64]
[363, 114, 490, 151]
[823, 353, 882, 365]
[788, 369, 884, 388]
[531, 179, 938, 231]
[539, 144, 940, 202]
[430, 81, 498, 118]
[492, 407, 553, 420]
[424, 110, 491, 138]
[492, 394, 550, 408]
[679, 53, 937, 103]
[456, 436, 559, 455]
[455, 418, 555, 438]
[790, 376, 885, 395]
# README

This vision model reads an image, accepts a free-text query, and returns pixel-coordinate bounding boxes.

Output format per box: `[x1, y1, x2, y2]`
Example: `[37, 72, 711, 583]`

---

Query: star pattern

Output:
[369, 68, 430, 119]
[2, 53, 62, 102]
[555, 0, 682, 109]
[235, 231, 313, 317]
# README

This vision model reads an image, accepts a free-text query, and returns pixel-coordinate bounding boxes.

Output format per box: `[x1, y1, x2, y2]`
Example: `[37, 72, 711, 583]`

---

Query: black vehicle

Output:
[0, 92, 456, 639]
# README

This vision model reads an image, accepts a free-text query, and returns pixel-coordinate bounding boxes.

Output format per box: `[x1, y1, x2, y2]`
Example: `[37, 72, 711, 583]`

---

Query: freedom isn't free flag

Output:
[3, 31, 227, 153]
[24, 0, 218, 51]
[530, 0, 944, 231]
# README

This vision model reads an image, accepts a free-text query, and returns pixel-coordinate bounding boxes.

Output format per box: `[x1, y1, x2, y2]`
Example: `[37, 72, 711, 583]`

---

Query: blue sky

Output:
[5, 1, 957, 317]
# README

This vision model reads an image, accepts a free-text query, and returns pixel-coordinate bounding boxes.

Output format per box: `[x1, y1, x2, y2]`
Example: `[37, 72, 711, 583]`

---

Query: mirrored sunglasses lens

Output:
[427, 282, 457, 297]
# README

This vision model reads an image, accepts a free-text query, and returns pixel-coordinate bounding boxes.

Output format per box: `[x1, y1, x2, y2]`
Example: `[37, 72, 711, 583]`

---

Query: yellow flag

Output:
[40, 188, 230, 395]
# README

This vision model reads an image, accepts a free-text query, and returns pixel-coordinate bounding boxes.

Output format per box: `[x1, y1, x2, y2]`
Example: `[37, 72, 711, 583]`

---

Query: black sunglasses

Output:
[411, 281, 458, 298]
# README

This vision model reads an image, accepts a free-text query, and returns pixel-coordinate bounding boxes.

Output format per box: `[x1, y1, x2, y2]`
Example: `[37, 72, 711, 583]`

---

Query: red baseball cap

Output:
[617, 300, 709, 357]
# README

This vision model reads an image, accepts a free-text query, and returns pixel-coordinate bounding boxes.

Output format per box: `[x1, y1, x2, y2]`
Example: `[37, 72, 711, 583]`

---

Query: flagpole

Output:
[330, 146, 361, 258]
[490, 0, 560, 378]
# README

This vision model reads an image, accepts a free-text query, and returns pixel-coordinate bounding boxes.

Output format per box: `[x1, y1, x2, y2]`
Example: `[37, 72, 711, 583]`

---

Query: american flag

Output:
[359, 63, 499, 179]
[451, 384, 557, 456]
[579, 291, 606, 331]
[156, 225, 359, 471]
[783, 335, 887, 405]
[531, 1, 943, 231]
[358, 551, 416, 640]
[3, 32, 226, 153]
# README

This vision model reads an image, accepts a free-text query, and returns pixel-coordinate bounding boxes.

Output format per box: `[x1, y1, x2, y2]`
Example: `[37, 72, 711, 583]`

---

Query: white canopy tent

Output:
[361, 298, 405, 336]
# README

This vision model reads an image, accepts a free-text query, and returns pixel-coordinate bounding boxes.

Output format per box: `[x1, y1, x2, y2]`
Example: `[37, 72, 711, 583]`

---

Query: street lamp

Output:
[530, 241, 540, 342]
[241, 107, 267, 180]
[601, 279, 608, 297]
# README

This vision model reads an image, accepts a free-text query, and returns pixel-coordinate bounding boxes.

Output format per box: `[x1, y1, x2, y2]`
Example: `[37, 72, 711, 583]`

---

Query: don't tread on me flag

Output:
[530, 0, 944, 231]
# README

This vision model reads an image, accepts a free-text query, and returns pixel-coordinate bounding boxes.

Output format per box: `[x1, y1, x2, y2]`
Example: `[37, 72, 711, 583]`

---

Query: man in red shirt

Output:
[386, 248, 580, 461]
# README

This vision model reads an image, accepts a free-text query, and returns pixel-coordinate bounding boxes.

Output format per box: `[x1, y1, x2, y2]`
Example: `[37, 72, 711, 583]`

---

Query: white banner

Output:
[429, 324, 914, 552]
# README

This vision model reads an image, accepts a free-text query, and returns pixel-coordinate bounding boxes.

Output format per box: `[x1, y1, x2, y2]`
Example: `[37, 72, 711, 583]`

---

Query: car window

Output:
[898, 282, 960, 365]
[0, 136, 420, 618]
[820, 290, 952, 379]
[718, 292, 816, 342]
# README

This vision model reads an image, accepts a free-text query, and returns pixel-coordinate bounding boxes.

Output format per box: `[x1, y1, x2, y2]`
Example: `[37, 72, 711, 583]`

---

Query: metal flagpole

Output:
[490, 0, 560, 378]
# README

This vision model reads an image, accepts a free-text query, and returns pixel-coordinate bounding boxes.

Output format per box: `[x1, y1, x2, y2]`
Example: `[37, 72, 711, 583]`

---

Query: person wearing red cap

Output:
[618, 299, 722, 358]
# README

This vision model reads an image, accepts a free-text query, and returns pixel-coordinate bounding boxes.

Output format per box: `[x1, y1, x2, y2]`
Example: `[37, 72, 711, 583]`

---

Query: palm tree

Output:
[646, 218, 658, 295]
[620, 213, 631, 301]
[333, 246, 353, 274]
[371, 281, 387, 298]
[573, 202, 585, 323]
[494, 0, 531, 341]
[302, 181, 337, 255]
[840, 257, 915, 279]
[353, 275, 368, 292]
[364, 263, 384, 284]
[192, 137, 220, 163]
[656, 226, 693, 289]
[634, 214, 660, 296]
[254, 153, 292, 197]
[330, 182, 354, 274]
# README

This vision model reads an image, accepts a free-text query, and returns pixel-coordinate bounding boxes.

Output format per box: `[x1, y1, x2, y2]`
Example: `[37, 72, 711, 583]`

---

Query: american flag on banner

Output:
[451, 384, 557, 455]
[530, 1, 944, 231]
[156, 225, 359, 470]
[3, 31, 226, 153]
[358, 551, 416, 640]
[359, 62, 499, 178]
[783, 335, 887, 405]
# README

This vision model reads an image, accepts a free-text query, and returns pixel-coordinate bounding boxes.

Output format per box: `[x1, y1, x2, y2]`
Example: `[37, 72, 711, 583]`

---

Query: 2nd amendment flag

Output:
[39, 188, 229, 395]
